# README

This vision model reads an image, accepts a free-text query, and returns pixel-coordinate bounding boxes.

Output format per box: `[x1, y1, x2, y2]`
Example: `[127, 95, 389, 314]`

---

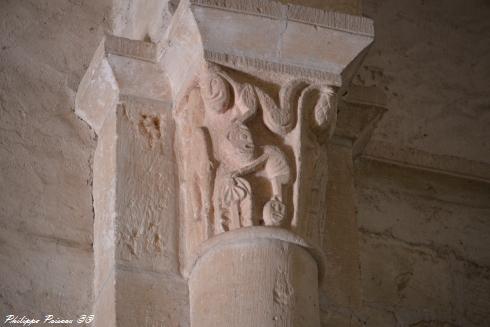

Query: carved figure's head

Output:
[263, 197, 286, 226]
[200, 67, 231, 113]
[226, 122, 255, 161]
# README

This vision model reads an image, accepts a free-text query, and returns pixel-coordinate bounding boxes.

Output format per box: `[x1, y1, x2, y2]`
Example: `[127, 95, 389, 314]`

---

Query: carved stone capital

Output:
[161, 0, 374, 277]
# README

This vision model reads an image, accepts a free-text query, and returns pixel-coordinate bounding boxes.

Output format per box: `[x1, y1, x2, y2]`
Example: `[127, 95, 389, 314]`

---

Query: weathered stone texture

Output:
[0, 0, 111, 318]
[342, 2, 490, 325]
[1, 0, 489, 326]
[319, 143, 362, 326]
[111, 0, 174, 43]
[355, 159, 490, 327]
[113, 98, 189, 326]
[115, 268, 189, 327]
[190, 238, 320, 326]
[115, 100, 178, 273]
[278, 0, 362, 15]
[359, 0, 490, 166]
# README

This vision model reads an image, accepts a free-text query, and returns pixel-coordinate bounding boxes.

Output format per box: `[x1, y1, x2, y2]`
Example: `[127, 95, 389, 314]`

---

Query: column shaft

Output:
[189, 237, 320, 327]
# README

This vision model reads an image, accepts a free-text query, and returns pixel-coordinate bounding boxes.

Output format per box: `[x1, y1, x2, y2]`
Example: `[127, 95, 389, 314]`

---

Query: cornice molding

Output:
[191, 0, 374, 36]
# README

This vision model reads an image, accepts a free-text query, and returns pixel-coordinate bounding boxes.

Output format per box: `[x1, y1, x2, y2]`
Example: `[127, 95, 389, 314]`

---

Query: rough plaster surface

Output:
[348, 2, 490, 325]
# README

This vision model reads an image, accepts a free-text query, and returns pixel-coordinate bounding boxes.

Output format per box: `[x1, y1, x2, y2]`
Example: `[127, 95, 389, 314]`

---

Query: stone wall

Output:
[0, 0, 489, 326]
[347, 0, 490, 326]
[360, 0, 490, 169]
[0, 0, 110, 319]
[319, 0, 490, 326]
[355, 159, 490, 326]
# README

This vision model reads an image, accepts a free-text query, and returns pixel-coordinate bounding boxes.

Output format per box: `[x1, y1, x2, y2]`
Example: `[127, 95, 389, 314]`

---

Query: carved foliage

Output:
[175, 63, 337, 251]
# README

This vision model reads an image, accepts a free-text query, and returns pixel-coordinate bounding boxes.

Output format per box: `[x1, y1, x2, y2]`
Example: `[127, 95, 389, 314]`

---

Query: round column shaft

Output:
[189, 229, 321, 327]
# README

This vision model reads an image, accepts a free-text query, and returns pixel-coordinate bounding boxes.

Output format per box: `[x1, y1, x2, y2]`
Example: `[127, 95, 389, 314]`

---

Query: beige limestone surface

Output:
[355, 159, 490, 326]
[359, 0, 490, 167]
[278, 0, 362, 15]
[190, 234, 320, 327]
[0, 0, 110, 319]
[1, 1, 490, 327]
[0, 0, 189, 325]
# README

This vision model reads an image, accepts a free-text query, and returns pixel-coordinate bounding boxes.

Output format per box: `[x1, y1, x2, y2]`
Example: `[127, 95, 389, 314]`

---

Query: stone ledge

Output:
[362, 141, 490, 184]
[191, 0, 374, 36]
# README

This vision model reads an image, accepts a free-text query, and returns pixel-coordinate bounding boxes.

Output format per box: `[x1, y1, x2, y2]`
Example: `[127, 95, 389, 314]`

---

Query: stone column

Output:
[162, 1, 374, 326]
[76, 0, 374, 326]
[189, 228, 322, 326]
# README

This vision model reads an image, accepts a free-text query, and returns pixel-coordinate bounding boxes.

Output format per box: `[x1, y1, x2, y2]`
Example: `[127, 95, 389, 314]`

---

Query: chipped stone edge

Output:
[191, 0, 374, 37]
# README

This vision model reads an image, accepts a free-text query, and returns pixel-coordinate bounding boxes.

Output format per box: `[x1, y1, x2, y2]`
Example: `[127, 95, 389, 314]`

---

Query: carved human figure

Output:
[213, 122, 254, 232]
[262, 197, 286, 226]
[200, 63, 257, 124]
[224, 122, 291, 226]
[231, 142, 290, 202]
[198, 63, 297, 230]
[200, 65, 231, 114]
[198, 64, 256, 233]
[180, 64, 337, 235]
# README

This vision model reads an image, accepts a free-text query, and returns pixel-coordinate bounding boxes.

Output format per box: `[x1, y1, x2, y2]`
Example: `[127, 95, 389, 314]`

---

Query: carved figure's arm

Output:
[194, 127, 214, 172]
[231, 153, 268, 177]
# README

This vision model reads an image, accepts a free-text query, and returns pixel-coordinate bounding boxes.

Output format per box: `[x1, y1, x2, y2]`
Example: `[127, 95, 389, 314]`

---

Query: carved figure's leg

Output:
[271, 177, 283, 201]
[213, 176, 226, 234]
[229, 201, 241, 230]
[190, 177, 202, 221]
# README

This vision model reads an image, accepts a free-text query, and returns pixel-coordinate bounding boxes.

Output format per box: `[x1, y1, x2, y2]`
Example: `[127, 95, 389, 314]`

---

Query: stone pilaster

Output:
[75, 36, 182, 327]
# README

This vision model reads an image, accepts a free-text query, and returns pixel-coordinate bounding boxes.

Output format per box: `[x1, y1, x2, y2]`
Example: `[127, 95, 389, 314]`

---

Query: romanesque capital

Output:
[162, 0, 375, 276]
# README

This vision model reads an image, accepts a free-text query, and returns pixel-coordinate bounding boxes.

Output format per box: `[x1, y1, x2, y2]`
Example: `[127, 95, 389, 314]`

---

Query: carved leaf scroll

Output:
[175, 63, 338, 262]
